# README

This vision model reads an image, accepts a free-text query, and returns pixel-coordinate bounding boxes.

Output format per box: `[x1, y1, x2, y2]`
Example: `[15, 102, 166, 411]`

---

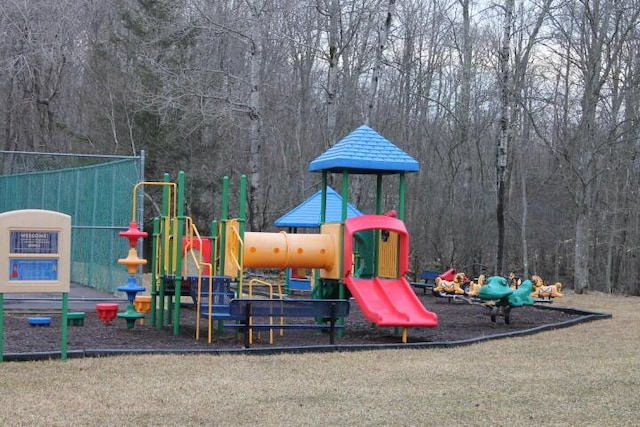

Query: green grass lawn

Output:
[0, 291, 637, 427]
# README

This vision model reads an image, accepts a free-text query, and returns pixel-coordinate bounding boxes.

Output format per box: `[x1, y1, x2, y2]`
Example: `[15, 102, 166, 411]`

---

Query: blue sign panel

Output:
[10, 231, 59, 254]
[9, 259, 59, 281]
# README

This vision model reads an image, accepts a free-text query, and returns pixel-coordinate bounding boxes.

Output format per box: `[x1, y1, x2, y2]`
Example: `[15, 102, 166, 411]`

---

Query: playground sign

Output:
[0, 209, 71, 293]
[0, 210, 72, 362]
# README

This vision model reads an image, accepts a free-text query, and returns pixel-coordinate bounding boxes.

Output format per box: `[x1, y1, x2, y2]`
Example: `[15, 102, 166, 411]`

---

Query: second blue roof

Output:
[274, 187, 362, 228]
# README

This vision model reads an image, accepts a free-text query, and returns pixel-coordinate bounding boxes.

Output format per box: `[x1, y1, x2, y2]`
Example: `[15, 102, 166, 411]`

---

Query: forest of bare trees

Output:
[2, 0, 640, 294]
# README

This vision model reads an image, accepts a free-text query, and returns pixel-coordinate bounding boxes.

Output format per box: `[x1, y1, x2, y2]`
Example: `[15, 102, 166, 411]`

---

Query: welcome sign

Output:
[0, 210, 71, 293]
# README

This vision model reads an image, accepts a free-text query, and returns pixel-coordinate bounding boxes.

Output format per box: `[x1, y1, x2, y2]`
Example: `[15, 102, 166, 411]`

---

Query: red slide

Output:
[344, 276, 438, 327]
[343, 215, 438, 328]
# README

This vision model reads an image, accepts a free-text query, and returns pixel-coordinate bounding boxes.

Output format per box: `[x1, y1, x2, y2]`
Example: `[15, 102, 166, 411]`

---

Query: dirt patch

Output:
[2, 292, 581, 355]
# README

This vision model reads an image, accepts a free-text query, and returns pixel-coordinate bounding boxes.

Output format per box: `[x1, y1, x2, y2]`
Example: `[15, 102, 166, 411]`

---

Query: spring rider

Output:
[117, 221, 147, 328]
[477, 276, 534, 324]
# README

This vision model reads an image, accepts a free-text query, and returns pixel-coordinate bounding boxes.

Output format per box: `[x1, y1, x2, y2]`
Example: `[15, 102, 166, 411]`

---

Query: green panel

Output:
[353, 230, 376, 278]
[0, 155, 143, 292]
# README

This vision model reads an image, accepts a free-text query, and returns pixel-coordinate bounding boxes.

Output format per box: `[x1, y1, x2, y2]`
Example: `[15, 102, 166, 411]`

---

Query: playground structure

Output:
[119, 126, 438, 344]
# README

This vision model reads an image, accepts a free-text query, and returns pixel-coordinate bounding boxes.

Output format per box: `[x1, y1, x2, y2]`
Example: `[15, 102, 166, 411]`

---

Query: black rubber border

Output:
[2, 305, 611, 362]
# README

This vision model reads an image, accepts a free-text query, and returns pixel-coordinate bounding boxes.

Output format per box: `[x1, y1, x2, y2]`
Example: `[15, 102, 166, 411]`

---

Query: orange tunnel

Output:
[243, 232, 336, 270]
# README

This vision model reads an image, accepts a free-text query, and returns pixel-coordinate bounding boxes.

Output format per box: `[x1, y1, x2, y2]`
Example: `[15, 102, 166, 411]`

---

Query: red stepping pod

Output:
[96, 303, 119, 324]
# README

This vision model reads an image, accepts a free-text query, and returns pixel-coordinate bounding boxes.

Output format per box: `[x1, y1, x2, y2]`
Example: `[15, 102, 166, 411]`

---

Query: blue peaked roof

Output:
[309, 125, 419, 174]
[274, 187, 362, 228]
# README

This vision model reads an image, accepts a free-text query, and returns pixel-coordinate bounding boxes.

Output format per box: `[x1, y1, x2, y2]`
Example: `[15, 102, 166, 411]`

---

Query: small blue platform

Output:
[28, 317, 52, 327]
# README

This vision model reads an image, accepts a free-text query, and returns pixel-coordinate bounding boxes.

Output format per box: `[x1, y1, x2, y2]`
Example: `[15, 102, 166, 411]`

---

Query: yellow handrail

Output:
[247, 278, 278, 344]
[184, 217, 205, 275]
[227, 223, 244, 295]
[249, 278, 284, 344]
[247, 278, 274, 299]
[130, 181, 177, 223]
[153, 227, 162, 286]
[182, 218, 218, 343]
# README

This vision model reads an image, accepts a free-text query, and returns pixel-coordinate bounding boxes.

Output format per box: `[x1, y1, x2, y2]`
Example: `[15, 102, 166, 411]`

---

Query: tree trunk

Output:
[574, 202, 590, 293]
[247, 4, 263, 232]
[495, 0, 514, 276]
[325, 0, 340, 147]
[3, 70, 17, 174]
[458, 0, 471, 159]
[366, 0, 395, 126]
[519, 99, 530, 278]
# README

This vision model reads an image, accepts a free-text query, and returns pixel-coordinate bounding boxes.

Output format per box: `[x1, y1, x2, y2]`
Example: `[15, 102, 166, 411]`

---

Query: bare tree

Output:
[365, 0, 395, 126]
[245, 0, 265, 231]
[508, 0, 554, 277]
[550, 0, 640, 292]
[279, 1, 324, 199]
[0, 0, 81, 154]
[319, 0, 341, 147]
[495, 0, 515, 276]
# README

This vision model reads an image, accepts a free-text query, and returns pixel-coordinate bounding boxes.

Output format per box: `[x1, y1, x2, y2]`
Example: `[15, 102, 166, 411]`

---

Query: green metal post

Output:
[341, 172, 349, 224]
[237, 175, 247, 295]
[61, 293, 68, 361]
[173, 171, 186, 336]
[394, 172, 407, 338]
[239, 175, 247, 235]
[320, 172, 328, 223]
[159, 173, 170, 329]
[376, 174, 383, 214]
[219, 177, 229, 276]
[150, 217, 160, 327]
[398, 172, 406, 220]
[338, 171, 350, 336]
[210, 220, 218, 276]
[0, 293, 4, 362]
[340, 171, 349, 294]
[314, 172, 329, 294]
[222, 176, 230, 220]
[375, 174, 384, 278]
[210, 220, 223, 331]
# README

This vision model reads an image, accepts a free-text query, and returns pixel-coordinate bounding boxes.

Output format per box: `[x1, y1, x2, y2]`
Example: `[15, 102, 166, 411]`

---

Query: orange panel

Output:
[319, 223, 342, 279]
[378, 231, 399, 278]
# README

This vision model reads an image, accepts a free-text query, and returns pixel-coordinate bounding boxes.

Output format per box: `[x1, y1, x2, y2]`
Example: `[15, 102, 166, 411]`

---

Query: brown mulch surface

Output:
[2, 292, 581, 355]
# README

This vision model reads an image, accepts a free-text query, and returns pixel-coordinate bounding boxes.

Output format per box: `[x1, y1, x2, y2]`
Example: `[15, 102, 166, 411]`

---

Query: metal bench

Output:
[228, 298, 350, 347]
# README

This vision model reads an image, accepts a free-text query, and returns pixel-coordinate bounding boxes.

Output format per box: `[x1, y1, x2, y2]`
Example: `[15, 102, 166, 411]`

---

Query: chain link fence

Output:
[1, 151, 145, 292]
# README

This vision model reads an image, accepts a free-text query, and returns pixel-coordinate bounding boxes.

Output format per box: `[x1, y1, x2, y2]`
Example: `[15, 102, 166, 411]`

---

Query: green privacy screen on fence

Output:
[0, 151, 145, 292]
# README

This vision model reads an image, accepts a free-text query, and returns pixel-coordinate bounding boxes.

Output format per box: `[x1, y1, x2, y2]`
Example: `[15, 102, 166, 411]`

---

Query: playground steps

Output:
[191, 276, 243, 321]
